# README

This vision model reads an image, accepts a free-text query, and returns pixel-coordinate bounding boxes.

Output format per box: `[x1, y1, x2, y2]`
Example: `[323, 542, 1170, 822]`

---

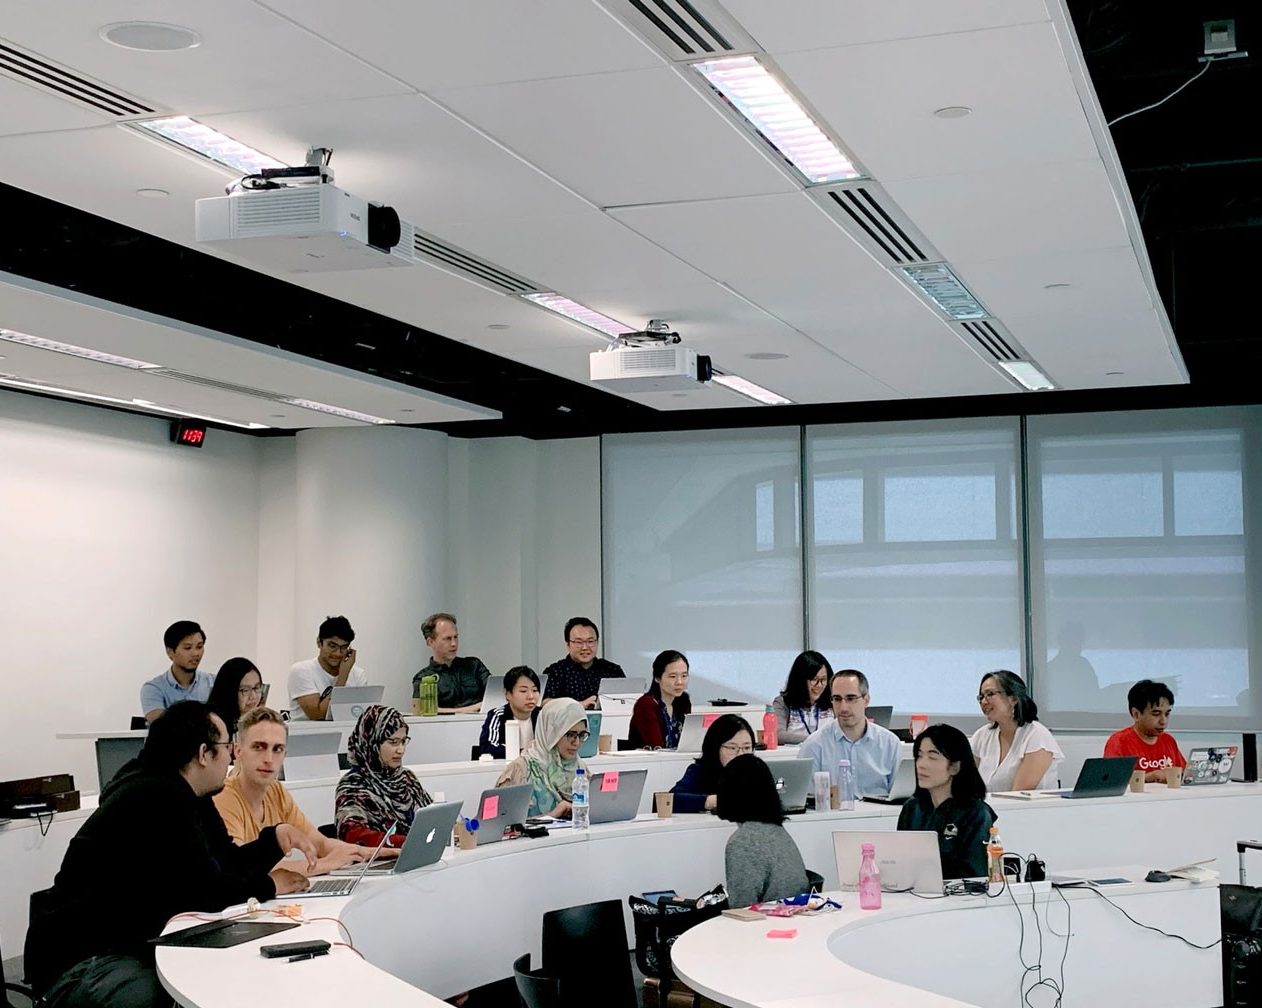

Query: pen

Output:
[288, 949, 329, 963]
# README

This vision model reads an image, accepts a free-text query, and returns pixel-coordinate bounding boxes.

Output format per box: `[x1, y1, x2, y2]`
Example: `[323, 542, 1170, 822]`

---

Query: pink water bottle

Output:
[858, 842, 882, 910]
[762, 705, 779, 750]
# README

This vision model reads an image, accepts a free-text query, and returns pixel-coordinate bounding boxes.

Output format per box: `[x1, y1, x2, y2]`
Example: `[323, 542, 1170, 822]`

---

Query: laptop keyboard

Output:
[305, 877, 354, 896]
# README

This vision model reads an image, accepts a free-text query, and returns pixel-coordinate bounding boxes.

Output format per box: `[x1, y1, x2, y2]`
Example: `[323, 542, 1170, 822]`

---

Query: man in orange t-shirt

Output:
[1103, 680, 1186, 783]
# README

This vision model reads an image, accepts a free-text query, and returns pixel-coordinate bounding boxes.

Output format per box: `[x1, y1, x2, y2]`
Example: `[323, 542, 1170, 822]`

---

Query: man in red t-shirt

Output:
[1103, 680, 1186, 782]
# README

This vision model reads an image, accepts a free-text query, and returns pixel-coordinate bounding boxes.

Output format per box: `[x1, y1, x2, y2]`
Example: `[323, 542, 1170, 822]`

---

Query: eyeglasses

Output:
[567, 637, 598, 647]
[207, 741, 233, 752]
[322, 640, 352, 653]
[383, 735, 410, 748]
[238, 684, 264, 696]
[720, 743, 754, 755]
[831, 694, 866, 704]
[977, 689, 1006, 703]
[809, 676, 829, 686]
[563, 730, 592, 743]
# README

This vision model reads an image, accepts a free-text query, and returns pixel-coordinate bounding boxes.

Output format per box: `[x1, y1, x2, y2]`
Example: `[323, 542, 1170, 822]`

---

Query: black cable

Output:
[1083, 885, 1221, 949]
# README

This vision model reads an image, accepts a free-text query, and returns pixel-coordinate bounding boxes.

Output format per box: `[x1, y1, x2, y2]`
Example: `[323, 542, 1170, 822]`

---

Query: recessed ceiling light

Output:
[100, 22, 202, 52]
[0, 328, 162, 369]
[135, 188, 170, 199]
[998, 360, 1056, 391]
[711, 373, 793, 406]
[276, 397, 394, 425]
[521, 293, 634, 340]
[1105, 370, 1125, 376]
[933, 106, 972, 119]
[744, 352, 789, 361]
[487, 323, 511, 331]
[131, 116, 286, 176]
[900, 263, 988, 320]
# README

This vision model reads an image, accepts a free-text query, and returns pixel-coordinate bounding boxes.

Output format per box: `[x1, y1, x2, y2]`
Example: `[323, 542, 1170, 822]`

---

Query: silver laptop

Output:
[677, 712, 720, 753]
[589, 768, 648, 824]
[863, 757, 916, 803]
[280, 730, 341, 781]
[770, 758, 815, 813]
[598, 677, 646, 706]
[303, 826, 393, 897]
[472, 783, 533, 845]
[332, 802, 464, 876]
[833, 830, 944, 894]
[479, 674, 546, 714]
[1183, 746, 1237, 785]
[328, 685, 385, 723]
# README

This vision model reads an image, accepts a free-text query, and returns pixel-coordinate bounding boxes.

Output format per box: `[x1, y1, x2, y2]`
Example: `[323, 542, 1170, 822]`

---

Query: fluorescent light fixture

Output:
[132, 116, 286, 175]
[0, 375, 269, 428]
[998, 361, 1056, 391]
[0, 328, 162, 369]
[711, 373, 793, 406]
[277, 397, 395, 425]
[900, 264, 988, 321]
[693, 56, 861, 184]
[522, 293, 635, 339]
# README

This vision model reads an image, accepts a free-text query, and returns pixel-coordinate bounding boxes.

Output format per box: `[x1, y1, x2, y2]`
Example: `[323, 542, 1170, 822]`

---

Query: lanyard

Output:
[796, 707, 818, 735]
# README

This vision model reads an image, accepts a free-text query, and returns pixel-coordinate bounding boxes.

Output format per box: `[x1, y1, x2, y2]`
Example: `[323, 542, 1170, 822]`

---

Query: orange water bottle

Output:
[987, 826, 1005, 883]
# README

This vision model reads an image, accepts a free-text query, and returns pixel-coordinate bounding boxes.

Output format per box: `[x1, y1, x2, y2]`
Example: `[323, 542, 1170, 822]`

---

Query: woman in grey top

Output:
[717, 754, 811, 906]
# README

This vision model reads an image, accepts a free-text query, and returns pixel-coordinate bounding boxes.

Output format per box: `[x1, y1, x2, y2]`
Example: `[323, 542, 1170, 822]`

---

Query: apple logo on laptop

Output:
[426, 828, 437, 843]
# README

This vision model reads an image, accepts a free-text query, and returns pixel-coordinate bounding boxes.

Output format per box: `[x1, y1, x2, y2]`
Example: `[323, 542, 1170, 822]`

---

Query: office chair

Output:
[511, 953, 560, 1008]
[540, 900, 637, 1008]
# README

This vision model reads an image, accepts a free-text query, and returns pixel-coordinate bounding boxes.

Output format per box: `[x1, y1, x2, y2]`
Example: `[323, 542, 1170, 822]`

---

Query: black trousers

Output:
[42, 956, 172, 1008]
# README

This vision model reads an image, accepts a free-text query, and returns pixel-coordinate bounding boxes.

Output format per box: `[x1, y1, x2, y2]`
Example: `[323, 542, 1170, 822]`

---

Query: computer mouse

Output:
[1145, 869, 1171, 883]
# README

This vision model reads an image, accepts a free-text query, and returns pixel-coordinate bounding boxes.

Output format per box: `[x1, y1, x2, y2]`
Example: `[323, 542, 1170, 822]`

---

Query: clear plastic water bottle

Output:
[858, 842, 882, 910]
[571, 768, 590, 831]
[987, 826, 1005, 883]
[837, 759, 856, 811]
[762, 705, 779, 750]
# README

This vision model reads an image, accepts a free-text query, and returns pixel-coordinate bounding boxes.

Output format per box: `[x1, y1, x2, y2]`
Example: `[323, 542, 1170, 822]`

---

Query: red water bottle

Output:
[762, 705, 779, 750]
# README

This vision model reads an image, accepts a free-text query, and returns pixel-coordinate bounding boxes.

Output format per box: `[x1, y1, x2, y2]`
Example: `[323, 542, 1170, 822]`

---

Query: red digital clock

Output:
[170, 420, 208, 447]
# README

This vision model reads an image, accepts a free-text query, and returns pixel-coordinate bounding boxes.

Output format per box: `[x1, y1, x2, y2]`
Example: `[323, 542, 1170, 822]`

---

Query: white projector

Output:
[195, 185, 415, 273]
[589, 346, 703, 392]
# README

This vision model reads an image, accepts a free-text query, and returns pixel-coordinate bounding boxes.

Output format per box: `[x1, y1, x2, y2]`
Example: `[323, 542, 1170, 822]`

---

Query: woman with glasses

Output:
[770, 651, 835, 745]
[669, 713, 756, 813]
[717, 754, 811, 906]
[495, 697, 589, 818]
[628, 649, 692, 749]
[335, 704, 432, 848]
[970, 670, 1063, 792]
[206, 657, 265, 736]
[898, 723, 996, 879]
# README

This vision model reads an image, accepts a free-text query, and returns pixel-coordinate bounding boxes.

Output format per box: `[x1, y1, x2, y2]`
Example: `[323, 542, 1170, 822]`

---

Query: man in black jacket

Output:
[26, 700, 316, 1006]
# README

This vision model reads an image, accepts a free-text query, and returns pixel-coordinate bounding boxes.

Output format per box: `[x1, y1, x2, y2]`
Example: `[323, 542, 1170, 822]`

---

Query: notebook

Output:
[151, 919, 298, 948]
[770, 758, 815, 813]
[302, 826, 393, 897]
[588, 768, 647, 824]
[472, 783, 533, 845]
[1183, 746, 1237, 785]
[862, 757, 916, 804]
[328, 685, 385, 723]
[833, 830, 944, 894]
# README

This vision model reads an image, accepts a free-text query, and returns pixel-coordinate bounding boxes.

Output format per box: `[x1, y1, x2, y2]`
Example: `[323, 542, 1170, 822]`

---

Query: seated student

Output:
[717, 754, 811, 906]
[897, 723, 997, 879]
[798, 670, 901, 797]
[1104, 679, 1187, 783]
[288, 614, 368, 721]
[628, 649, 691, 749]
[670, 714, 756, 813]
[214, 707, 392, 873]
[414, 611, 491, 714]
[206, 656, 265, 736]
[140, 619, 213, 722]
[479, 666, 542, 758]
[335, 704, 432, 848]
[971, 670, 1063, 792]
[495, 698, 588, 818]
[541, 616, 624, 709]
[770, 650, 835, 745]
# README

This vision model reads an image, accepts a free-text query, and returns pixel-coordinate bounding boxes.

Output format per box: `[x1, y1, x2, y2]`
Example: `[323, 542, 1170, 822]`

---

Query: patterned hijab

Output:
[335, 704, 431, 832]
[522, 698, 589, 805]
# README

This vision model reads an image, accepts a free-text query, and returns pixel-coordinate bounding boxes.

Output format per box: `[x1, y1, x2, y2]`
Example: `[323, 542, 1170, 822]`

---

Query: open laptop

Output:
[770, 758, 815, 813]
[1054, 756, 1137, 798]
[598, 677, 646, 707]
[588, 768, 648, 824]
[1183, 746, 1237, 785]
[279, 730, 341, 781]
[833, 830, 944, 894]
[677, 712, 721, 753]
[478, 674, 547, 714]
[333, 801, 464, 876]
[862, 757, 916, 804]
[579, 711, 602, 759]
[866, 705, 893, 728]
[328, 685, 385, 723]
[303, 826, 393, 897]
[472, 783, 533, 845]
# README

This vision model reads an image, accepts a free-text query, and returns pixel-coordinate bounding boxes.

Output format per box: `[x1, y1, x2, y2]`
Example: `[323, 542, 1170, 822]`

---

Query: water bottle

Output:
[762, 705, 779, 750]
[571, 768, 590, 831]
[415, 674, 438, 717]
[987, 826, 1005, 883]
[504, 718, 521, 761]
[837, 759, 856, 811]
[858, 842, 882, 910]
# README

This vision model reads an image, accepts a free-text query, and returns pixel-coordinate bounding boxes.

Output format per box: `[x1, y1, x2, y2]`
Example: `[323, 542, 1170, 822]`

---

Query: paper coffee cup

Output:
[654, 792, 674, 818]
[1165, 766, 1183, 788]
[1129, 769, 1146, 793]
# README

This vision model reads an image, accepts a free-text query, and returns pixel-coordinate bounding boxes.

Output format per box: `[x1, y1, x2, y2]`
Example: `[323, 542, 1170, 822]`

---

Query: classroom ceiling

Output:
[0, 1, 1255, 437]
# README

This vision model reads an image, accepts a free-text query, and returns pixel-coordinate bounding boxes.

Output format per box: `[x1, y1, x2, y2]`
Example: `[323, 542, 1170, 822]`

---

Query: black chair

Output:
[540, 900, 637, 1008]
[470, 744, 481, 761]
[512, 953, 560, 1008]
[2, 927, 36, 1008]
[129, 716, 148, 730]
[631, 898, 726, 1008]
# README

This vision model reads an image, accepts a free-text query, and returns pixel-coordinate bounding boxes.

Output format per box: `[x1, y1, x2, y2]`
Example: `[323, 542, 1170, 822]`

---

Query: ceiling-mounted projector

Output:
[195, 184, 416, 273]
[589, 345, 712, 392]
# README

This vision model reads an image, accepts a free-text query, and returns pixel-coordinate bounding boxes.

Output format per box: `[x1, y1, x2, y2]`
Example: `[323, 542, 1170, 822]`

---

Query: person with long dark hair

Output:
[206, 656, 265, 736]
[717, 754, 810, 905]
[970, 670, 1063, 792]
[898, 723, 997, 879]
[770, 650, 834, 745]
[628, 649, 692, 749]
[669, 713, 756, 813]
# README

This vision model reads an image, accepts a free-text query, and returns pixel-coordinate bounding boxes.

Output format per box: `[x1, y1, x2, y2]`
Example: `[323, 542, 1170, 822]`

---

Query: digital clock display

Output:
[170, 420, 207, 448]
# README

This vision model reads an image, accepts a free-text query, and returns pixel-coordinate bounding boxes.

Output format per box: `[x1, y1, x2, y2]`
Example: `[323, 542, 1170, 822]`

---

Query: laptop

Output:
[331, 802, 464, 876]
[862, 757, 916, 804]
[677, 712, 722, 753]
[479, 674, 547, 714]
[833, 830, 944, 894]
[598, 677, 647, 707]
[328, 685, 385, 723]
[770, 758, 815, 814]
[588, 768, 648, 824]
[472, 783, 533, 845]
[579, 711, 602, 759]
[1053, 756, 1137, 799]
[1183, 746, 1238, 785]
[279, 730, 341, 781]
[303, 826, 394, 897]
[866, 705, 893, 728]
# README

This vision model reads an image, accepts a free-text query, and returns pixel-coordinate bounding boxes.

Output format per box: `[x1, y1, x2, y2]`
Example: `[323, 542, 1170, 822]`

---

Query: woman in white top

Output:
[970, 670, 1063, 792]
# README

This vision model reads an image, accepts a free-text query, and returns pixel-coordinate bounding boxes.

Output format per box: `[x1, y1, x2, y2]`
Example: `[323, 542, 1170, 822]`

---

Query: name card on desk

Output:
[482, 795, 499, 819]
[600, 771, 620, 792]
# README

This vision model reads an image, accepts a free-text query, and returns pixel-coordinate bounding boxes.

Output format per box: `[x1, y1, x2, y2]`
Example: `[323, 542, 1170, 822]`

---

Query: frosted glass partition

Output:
[602, 428, 803, 704]
[806, 419, 1025, 715]
[1027, 409, 1259, 729]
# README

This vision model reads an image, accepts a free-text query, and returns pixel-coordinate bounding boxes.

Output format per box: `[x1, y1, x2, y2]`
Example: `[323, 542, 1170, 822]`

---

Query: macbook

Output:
[579, 711, 602, 759]
[472, 783, 533, 845]
[328, 685, 385, 723]
[279, 730, 341, 782]
[331, 802, 463, 876]
[862, 757, 916, 804]
[769, 758, 815, 813]
[677, 712, 721, 753]
[303, 826, 393, 897]
[866, 705, 893, 729]
[598, 677, 646, 707]
[588, 768, 647, 824]
[833, 830, 944, 894]
[1053, 756, 1138, 799]
[1183, 746, 1237, 785]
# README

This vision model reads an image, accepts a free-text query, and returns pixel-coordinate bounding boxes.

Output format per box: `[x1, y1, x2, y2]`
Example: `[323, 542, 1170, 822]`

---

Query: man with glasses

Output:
[26, 701, 316, 1007]
[287, 614, 368, 721]
[541, 616, 624, 709]
[799, 669, 901, 798]
[141, 619, 213, 723]
[414, 611, 491, 714]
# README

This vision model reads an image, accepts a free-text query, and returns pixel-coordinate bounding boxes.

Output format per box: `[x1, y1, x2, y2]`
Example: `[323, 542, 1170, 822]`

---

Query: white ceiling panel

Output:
[0, 0, 410, 116]
[0, 71, 121, 137]
[261, 0, 663, 89]
[778, 22, 1099, 182]
[718, 0, 1050, 52]
[432, 67, 798, 207]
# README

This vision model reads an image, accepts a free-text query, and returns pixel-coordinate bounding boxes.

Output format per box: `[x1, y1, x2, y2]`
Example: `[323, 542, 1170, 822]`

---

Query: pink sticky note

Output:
[600, 770, 620, 792]
[481, 795, 500, 819]
[765, 929, 797, 939]
[702, 713, 720, 728]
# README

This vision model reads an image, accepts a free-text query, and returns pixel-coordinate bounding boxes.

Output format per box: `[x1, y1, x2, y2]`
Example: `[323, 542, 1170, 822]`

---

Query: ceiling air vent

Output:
[0, 39, 158, 118]
[809, 181, 935, 268]
[607, 0, 756, 61]
[953, 319, 1024, 364]
[411, 228, 541, 296]
[148, 369, 289, 403]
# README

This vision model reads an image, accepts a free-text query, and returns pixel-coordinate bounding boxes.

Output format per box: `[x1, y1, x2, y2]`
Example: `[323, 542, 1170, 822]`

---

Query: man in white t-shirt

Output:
[287, 615, 368, 721]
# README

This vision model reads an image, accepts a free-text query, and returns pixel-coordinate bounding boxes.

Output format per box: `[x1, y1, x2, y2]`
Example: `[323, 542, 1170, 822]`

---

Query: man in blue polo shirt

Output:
[140, 620, 213, 722]
[799, 669, 901, 797]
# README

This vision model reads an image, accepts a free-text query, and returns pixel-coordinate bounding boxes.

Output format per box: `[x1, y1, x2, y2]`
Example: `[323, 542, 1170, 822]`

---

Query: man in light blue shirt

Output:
[140, 620, 214, 722]
[799, 669, 901, 797]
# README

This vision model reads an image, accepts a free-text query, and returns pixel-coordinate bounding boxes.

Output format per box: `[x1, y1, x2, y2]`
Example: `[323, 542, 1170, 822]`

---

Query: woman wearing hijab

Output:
[335, 704, 432, 848]
[495, 697, 589, 818]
